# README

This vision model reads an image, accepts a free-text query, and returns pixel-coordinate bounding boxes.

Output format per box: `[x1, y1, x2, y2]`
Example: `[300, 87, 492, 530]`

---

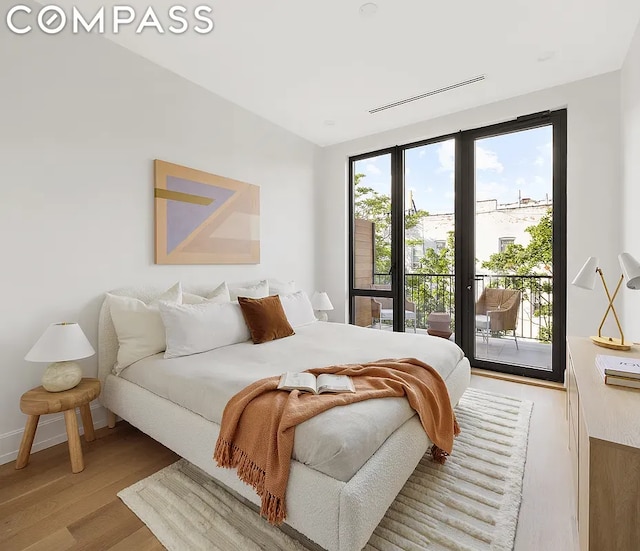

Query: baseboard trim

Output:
[0, 403, 108, 466]
[471, 368, 566, 391]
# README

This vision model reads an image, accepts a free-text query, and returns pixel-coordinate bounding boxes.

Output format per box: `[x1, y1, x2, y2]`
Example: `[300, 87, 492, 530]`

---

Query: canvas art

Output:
[155, 160, 260, 264]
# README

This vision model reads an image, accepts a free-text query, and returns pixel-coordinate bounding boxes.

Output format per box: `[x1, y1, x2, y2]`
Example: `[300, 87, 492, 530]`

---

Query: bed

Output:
[98, 286, 471, 551]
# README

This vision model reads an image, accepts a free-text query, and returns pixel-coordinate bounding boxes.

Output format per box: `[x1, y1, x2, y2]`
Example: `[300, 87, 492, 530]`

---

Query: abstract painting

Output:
[155, 160, 260, 264]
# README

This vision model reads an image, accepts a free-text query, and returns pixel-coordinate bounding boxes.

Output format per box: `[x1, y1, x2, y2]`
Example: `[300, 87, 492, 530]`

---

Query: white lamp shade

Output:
[311, 291, 334, 311]
[572, 257, 599, 290]
[25, 323, 95, 363]
[619, 253, 640, 290]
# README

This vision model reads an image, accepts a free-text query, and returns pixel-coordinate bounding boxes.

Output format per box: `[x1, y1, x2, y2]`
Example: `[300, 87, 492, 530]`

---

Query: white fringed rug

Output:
[118, 388, 532, 551]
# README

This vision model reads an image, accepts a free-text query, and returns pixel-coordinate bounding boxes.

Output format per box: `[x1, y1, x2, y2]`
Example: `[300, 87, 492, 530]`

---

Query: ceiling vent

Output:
[368, 75, 486, 114]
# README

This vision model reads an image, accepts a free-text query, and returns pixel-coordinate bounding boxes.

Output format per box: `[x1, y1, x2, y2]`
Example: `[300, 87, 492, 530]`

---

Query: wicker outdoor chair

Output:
[371, 297, 417, 332]
[475, 287, 522, 348]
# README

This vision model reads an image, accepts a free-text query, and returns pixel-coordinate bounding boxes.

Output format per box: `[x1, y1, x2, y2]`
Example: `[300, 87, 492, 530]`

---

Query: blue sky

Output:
[355, 126, 553, 214]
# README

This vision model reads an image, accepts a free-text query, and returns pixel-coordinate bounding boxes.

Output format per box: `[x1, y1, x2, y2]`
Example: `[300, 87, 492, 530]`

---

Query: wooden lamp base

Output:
[590, 335, 632, 351]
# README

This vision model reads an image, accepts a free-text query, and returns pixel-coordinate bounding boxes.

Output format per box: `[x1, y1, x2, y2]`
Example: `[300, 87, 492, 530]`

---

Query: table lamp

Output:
[25, 323, 95, 392]
[619, 252, 640, 290]
[311, 291, 334, 322]
[572, 253, 640, 351]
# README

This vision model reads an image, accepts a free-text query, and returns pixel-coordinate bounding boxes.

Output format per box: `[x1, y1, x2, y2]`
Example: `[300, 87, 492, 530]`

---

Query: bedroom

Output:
[1, 1, 640, 550]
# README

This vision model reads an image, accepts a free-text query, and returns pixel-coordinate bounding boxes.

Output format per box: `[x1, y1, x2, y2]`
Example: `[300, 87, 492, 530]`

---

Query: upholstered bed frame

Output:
[98, 287, 471, 551]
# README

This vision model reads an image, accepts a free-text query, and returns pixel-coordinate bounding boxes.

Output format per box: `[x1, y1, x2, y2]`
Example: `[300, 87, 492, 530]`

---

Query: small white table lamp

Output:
[311, 292, 334, 322]
[25, 323, 95, 392]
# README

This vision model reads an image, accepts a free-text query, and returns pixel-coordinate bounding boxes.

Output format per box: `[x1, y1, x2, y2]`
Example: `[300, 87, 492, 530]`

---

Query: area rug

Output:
[118, 388, 532, 550]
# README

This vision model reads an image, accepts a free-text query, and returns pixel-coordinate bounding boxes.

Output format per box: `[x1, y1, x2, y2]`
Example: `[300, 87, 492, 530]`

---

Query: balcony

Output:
[372, 272, 553, 370]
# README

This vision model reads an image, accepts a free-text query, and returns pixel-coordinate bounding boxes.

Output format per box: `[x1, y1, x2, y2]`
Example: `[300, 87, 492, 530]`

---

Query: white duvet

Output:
[119, 322, 468, 481]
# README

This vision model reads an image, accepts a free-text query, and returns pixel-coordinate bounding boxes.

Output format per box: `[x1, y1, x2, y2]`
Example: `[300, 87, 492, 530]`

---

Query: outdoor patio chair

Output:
[371, 297, 417, 332]
[475, 287, 522, 349]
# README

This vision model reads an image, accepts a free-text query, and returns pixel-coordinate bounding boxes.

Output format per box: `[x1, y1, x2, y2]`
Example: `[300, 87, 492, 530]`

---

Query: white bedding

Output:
[119, 321, 467, 481]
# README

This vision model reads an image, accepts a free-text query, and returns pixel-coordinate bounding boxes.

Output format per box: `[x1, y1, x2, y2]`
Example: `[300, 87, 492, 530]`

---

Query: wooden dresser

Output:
[566, 337, 640, 551]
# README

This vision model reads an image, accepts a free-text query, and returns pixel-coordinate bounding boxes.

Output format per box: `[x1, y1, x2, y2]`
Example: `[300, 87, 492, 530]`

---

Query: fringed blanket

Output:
[214, 357, 460, 525]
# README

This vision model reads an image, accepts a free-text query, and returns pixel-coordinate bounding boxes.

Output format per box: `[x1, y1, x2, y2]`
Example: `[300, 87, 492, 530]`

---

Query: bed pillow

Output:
[238, 295, 295, 344]
[183, 282, 231, 305]
[229, 280, 269, 301]
[280, 291, 317, 328]
[159, 301, 251, 359]
[268, 279, 296, 296]
[108, 282, 182, 373]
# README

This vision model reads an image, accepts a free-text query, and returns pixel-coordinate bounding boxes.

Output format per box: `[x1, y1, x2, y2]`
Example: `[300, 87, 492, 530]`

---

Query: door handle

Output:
[467, 285, 472, 291]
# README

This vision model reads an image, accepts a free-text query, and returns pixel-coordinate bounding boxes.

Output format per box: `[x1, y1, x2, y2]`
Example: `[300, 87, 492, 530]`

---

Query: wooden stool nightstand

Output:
[16, 378, 101, 473]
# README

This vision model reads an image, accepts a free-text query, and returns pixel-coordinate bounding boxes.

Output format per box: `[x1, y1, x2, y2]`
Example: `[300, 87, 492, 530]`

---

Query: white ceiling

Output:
[47, 1, 640, 145]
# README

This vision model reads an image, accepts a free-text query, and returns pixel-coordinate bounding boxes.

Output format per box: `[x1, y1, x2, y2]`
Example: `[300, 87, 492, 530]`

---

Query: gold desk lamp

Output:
[572, 253, 640, 351]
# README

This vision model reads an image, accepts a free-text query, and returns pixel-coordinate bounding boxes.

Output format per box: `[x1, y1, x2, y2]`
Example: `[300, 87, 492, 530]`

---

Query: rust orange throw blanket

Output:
[214, 357, 460, 525]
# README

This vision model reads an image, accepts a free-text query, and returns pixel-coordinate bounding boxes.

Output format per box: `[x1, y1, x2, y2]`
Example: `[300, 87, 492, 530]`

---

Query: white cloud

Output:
[476, 181, 511, 202]
[476, 146, 504, 173]
[437, 140, 455, 172]
[427, 187, 434, 193]
[516, 177, 527, 188]
[418, 148, 427, 158]
[366, 163, 381, 176]
[535, 142, 553, 166]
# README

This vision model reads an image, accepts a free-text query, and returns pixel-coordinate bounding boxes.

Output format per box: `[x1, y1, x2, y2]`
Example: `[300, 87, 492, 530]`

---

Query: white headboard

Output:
[97, 284, 224, 385]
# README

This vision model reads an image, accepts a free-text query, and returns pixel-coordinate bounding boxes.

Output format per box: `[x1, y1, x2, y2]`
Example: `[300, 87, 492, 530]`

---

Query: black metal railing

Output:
[373, 273, 553, 342]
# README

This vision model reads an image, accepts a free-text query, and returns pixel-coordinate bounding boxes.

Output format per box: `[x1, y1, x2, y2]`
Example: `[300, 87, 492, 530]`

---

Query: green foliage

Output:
[354, 173, 428, 273]
[482, 209, 553, 275]
[481, 209, 554, 343]
[418, 231, 455, 275]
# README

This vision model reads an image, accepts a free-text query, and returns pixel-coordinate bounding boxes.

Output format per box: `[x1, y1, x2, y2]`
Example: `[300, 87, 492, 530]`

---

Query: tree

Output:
[353, 173, 428, 273]
[482, 209, 552, 275]
[419, 231, 455, 275]
[481, 209, 553, 342]
[408, 231, 456, 326]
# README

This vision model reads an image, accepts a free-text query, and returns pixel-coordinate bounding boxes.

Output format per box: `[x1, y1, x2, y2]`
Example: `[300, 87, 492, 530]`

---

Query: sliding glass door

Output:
[349, 110, 567, 382]
[459, 112, 567, 381]
[349, 149, 402, 331]
[349, 137, 457, 335]
[402, 139, 457, 336]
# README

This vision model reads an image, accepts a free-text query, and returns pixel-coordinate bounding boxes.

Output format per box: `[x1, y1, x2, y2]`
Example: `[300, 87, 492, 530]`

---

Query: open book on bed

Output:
[277, 372, 355, 395]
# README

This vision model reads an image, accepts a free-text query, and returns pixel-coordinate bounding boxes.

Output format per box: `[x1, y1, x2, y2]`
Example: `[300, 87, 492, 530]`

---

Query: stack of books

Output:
[595, 354, 640, 389]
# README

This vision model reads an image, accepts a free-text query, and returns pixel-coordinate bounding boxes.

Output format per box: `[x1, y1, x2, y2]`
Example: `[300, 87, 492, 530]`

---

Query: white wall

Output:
[419, 202, 552, 272]
[317, 72, 623, 341]
[621, 22, 640, 341]
[0, 30, 319, 464]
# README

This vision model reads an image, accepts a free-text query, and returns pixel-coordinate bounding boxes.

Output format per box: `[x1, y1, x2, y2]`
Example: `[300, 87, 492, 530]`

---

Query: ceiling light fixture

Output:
[369, 75, 486, 114]
[359, 3, 379, 17]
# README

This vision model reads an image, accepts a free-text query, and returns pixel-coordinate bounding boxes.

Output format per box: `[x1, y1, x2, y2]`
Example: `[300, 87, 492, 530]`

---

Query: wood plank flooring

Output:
[0, 422, 176, 551]
[0, 376, 578, 551]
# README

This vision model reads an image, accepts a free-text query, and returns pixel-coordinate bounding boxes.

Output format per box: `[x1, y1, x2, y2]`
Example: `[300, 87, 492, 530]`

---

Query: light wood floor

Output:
[472, 376, 578, 551]
[0, 375, 578, 551]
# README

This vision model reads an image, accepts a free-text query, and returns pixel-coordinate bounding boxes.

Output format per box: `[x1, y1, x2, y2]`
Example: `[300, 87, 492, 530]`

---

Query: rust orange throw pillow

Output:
[238, 295, 295, 344]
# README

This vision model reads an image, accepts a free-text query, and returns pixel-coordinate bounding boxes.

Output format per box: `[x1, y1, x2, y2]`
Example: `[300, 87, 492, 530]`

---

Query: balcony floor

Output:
[375, 323, 553, 371]
[473, 335, 552, 371]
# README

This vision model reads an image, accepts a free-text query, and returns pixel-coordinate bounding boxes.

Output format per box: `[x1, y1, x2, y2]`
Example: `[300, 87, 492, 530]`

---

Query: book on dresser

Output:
[595, 354, 640, 388]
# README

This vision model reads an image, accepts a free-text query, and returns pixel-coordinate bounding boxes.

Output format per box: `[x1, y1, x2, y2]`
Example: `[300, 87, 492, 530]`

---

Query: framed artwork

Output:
[155, 160, 260, 265]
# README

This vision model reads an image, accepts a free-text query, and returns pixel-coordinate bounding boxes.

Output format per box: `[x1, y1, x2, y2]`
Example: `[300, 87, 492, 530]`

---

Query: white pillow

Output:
[159, 301, 251, 359]
[229, 279, 269, 301]
[183, 282, 230, 304]
[280, 291, 317, 328]
[109, 282, 182, 373]
[268, 279, 296, 296]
